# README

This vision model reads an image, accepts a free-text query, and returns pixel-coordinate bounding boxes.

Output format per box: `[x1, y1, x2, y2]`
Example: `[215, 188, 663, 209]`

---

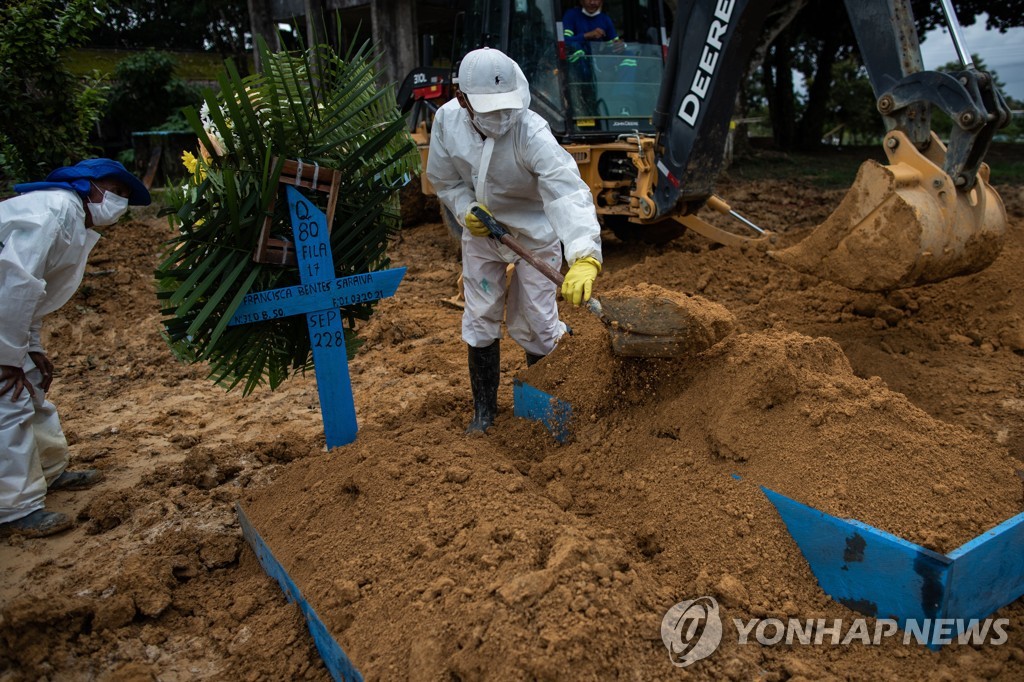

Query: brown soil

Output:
[2, 175, 1023, 681]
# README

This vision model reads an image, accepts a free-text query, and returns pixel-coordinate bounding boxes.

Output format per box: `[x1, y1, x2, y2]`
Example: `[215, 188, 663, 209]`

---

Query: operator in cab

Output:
[562, 0, 635, 112]
[425, 47, 603, 435]
[562, 0, 622, 54]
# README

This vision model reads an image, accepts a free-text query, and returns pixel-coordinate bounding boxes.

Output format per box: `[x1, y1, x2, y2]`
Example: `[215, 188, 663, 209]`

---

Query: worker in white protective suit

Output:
[0, 158, 150, 537]
[426, 47, 603, 434]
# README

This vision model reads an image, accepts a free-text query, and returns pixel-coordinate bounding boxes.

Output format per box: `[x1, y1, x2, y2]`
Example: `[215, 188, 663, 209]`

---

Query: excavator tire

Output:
[605, 215, 687, 245]
[770, 131, 1006, 291]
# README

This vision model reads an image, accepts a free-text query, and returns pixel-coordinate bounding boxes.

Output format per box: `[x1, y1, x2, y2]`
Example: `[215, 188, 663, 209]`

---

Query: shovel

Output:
[468, 206, 735, 359]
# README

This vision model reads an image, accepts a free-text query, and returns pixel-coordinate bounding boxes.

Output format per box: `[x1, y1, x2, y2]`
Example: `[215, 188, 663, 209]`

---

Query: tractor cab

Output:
[455, 0, 670, 140]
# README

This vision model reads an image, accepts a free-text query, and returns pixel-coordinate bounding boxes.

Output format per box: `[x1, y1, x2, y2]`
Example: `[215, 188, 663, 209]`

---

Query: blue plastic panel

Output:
[946, 511, 1024, 622]
[762, 487, 952, 625]
[763, 486, 1024, 650]
[513, 380, 572, 442]
[237, 503, 363, 682]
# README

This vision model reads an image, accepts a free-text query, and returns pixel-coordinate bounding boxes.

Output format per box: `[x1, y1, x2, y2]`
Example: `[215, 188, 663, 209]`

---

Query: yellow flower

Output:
[181, 148, 208, 181]
[181, 150, 198, 174]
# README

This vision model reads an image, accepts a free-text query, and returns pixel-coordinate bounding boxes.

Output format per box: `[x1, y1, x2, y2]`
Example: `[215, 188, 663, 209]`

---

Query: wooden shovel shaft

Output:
[470, 206, 565, 285]
[469, 206, 606, 326]
[497, 234, 565, 285]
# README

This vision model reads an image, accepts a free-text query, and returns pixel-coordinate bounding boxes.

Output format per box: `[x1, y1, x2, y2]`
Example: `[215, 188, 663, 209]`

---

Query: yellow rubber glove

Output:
[561, 256, 601, 306]
[464, 203, 493, 238]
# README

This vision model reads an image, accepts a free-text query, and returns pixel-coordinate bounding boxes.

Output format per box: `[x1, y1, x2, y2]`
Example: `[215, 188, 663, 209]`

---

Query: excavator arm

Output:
[651, 0, 776, 215]
[649, 0, 1010, 291]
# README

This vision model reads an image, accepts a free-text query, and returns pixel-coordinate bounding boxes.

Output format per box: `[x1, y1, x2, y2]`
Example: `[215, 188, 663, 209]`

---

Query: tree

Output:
[911, 0, 1024, 34]
[825, 58, 884, 144]
[102, 50, 202, 148]
[85, 1, 249, 59]
[0, 0, 108, 188]
[755, 0, 1024, 151]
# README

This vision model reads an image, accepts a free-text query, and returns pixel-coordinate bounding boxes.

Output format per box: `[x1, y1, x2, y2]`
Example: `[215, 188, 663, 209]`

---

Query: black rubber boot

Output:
[466, 341, 500, 434]
[0, 509, 73, 538]
[50, 469, 104, 491]
[525, 352, 546, 367]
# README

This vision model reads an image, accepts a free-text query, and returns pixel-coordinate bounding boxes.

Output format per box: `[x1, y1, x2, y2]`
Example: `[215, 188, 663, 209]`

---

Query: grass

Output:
[64, 48, 250, 81]
[728, 140, 1023, 188]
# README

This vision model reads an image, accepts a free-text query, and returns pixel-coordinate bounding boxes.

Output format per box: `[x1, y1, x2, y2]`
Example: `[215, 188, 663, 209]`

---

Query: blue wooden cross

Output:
[228, 186, 405, 448]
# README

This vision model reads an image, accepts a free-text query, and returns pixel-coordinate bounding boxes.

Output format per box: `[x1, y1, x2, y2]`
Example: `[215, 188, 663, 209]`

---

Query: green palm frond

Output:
[157, 38, 419, 395]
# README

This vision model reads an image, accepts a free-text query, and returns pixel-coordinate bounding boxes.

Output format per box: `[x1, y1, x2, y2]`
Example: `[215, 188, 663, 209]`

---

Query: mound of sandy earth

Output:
[1, 174, 1023, 680]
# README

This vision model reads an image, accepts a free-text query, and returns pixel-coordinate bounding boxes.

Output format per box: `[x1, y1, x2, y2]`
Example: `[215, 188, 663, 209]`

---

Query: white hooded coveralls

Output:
[0, 189, 99, 523]
[426, 98, 602, 355]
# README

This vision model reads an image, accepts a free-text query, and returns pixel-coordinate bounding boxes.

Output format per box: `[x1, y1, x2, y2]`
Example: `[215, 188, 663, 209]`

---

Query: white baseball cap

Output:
[457, 48, 524, 112]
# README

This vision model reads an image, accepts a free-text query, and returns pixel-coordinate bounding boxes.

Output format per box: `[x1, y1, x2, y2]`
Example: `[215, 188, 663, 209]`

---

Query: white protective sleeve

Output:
[426, 101, 479, 228]
[0, 204, 52, 367]
[0, 190, 95, 366]
[519, 123, 602, 265]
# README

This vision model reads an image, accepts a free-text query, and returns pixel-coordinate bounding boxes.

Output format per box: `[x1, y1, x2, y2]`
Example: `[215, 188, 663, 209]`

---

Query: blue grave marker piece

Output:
[229, 186, 405, 448]
[237, 504, 363, 682]
[512, 381, 1024, 649]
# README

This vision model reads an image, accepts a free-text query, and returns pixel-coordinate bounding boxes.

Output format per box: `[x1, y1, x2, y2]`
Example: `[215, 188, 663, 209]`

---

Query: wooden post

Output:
[247, 0, 280, 71]
[370, 0, 418, 88]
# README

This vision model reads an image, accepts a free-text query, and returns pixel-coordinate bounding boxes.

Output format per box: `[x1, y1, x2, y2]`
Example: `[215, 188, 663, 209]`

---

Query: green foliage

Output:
[0, 0, 109, 187]
[823, 58, 884, 145]
[912, 0, 1024, 34]
[86, 0, 249, 56]
[104, 49, 201, 139]
[156, 39, 420, 395]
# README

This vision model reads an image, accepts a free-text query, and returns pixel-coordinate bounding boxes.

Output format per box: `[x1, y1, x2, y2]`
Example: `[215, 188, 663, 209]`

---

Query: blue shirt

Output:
[562, 8, 618, 53]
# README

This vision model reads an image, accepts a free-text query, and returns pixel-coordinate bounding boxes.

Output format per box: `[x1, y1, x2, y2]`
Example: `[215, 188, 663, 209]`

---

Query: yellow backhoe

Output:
[398, 0, 1010, 291]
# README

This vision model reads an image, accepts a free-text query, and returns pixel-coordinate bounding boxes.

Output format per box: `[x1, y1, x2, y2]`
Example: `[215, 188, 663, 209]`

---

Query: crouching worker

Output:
[426, 47, 603, 434]
[0, 159, 150, 537]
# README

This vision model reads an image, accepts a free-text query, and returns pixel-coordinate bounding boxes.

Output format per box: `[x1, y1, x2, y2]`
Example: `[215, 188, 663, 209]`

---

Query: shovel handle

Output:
[469, 206, 606, 321]
[469, 206, 565, 285]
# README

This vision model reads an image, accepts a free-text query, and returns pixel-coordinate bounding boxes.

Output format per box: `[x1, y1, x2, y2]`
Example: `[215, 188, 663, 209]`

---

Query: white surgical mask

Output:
[472, 109, 518, 138]
[87, 185, 129, 226]
[582, 8, 602, 17]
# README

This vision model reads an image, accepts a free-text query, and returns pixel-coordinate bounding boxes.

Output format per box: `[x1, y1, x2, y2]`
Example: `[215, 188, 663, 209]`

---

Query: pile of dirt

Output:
[524, 311, 1021, 551]
[1, 174, 1022, 680]
[242, 305, 1022, 680]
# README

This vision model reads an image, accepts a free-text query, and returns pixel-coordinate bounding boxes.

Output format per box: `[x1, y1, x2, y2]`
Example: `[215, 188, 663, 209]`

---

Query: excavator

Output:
[399, 0, 1011, 292]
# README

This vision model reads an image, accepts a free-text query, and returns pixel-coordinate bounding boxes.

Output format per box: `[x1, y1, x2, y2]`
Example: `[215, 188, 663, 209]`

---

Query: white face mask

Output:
[472, 109, 518, 138]
[87, 185, 129, 226]
[582, 8, 602, 17]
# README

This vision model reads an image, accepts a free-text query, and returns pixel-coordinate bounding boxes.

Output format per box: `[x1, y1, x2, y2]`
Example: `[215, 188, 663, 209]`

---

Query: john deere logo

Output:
[661, 596, 723, 667]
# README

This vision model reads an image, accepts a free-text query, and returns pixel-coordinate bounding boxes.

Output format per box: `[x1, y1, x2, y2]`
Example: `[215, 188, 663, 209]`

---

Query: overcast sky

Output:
[919, 13, 1024, 104]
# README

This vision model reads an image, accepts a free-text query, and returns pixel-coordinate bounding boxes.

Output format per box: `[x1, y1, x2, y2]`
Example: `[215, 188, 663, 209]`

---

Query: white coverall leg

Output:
[0, 357, 69, 524]
[461, 233, 566, 355]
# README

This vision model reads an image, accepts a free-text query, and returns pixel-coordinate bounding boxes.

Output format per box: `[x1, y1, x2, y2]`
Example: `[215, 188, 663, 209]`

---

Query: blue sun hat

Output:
[14, 158, 152, 206]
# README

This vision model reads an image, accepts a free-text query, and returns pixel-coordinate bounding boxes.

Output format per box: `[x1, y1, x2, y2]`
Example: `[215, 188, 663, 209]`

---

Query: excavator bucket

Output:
[770, 131, 1006, 291]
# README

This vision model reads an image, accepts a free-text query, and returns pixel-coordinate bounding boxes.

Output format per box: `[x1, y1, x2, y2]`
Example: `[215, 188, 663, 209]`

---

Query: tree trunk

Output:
[304, 0, 326, 49]
[796, 32, 841, 150]
[745, 0, 809, 79]
[732, 0, 806, 153]
[765, 31, 796, 149]
[370, 0, 418, 89]
[247, 0, 279, 72]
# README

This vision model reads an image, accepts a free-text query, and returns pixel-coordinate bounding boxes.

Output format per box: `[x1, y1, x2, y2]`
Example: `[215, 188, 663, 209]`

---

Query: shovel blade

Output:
[599, 287, 736, 359]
